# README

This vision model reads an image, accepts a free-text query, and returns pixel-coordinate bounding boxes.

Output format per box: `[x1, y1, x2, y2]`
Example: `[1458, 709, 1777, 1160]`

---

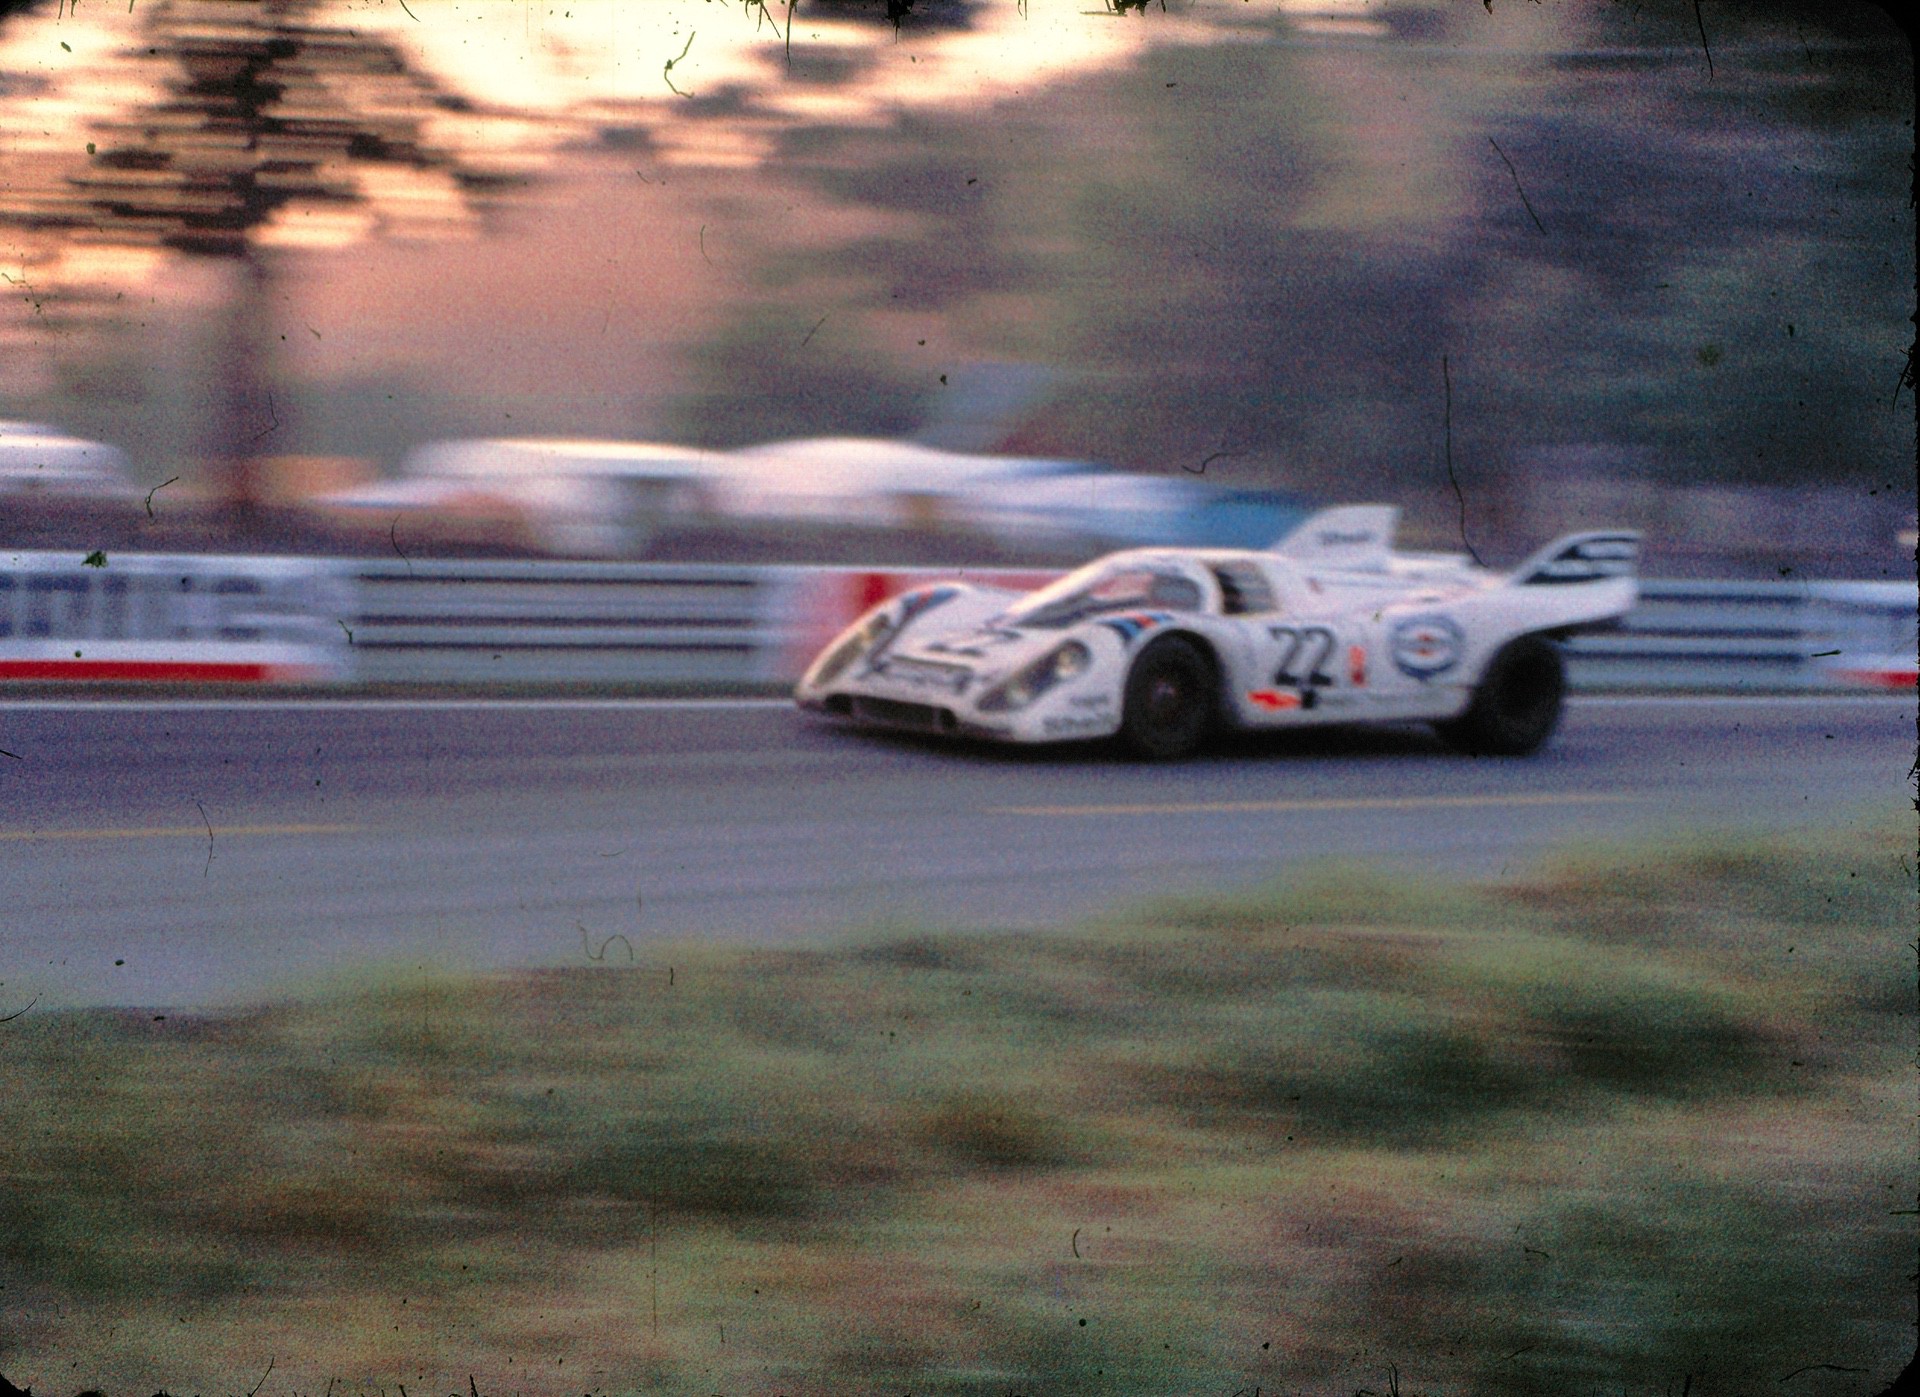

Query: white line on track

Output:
[1570, 694, 1913, 708]
[0, 696, 798, 713]
[0, 693, 1911, 714]
[996, 791, 1643, 818]
[0, 822, 364, 842]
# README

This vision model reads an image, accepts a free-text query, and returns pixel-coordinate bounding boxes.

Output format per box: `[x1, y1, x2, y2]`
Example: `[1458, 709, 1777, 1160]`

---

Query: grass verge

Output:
[1, 820, 1913, 1396]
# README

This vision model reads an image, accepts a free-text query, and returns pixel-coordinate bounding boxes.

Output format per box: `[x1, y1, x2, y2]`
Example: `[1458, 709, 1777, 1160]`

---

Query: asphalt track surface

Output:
[1, 695, 1913, 1011]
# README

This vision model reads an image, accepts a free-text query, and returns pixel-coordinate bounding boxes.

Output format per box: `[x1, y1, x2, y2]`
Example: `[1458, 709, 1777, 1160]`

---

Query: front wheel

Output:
[1120, 635, 1216, 760]
[1433, 635, 1565, 757]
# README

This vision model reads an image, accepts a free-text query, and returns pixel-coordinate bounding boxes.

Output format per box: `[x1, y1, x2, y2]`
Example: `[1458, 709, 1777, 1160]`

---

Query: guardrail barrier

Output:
[1559, 579, 1917, 692]
[346, 558, 786, 686]
[2, 553, 1912, 693]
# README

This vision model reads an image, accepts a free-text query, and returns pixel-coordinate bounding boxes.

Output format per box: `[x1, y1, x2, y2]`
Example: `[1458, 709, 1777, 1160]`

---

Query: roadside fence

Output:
[2, 552, 1913, 693]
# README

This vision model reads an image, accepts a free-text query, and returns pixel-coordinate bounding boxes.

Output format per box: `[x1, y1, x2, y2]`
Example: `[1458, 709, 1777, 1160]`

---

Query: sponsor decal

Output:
[1042, 714, 1111, 736]
[1348, 644, 1368, 687]
[927, 627, 1023, 657]
[1316, 529, 1375, 547]
[1097, 611, 1174, 644]
[898, 585, 961, 621]
[1246, 689, 1304, 711]
[1069, 692, 1114, 709]
[1390, 614, 1463, 678]
[875, 657, 970, 693]
[0, 554, 350, 683]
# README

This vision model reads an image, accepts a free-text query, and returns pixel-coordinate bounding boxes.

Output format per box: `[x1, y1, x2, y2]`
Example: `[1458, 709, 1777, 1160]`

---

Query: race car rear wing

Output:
[1506, 530, 1642, 586]
[1271, 505, 1400, 570]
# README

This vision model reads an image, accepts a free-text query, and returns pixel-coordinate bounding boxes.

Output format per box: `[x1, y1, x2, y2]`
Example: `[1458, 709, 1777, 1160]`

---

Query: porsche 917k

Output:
[795, 505, 1639, 758]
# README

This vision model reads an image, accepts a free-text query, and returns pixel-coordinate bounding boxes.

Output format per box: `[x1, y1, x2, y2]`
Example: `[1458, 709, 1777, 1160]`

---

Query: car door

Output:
[1216, 561, 1369, 724]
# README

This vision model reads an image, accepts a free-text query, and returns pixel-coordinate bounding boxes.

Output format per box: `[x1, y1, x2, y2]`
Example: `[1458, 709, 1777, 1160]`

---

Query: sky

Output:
[0, 0, 1278, 433]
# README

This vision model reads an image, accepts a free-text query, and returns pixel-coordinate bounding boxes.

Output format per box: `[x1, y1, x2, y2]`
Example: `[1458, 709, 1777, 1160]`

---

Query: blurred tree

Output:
[673, 0, 1912, 500]
[804, 0, 980, 31]
[0, 0, 526, 534]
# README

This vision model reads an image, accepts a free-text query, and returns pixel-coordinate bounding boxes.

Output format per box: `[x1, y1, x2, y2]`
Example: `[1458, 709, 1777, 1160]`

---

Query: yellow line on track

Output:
[993, 792, 1639, 817]
[0, 823, 364, 842]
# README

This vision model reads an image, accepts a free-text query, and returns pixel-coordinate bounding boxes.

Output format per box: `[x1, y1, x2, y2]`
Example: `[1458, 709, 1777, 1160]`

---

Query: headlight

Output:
[1053, 642, 1091, 679]
[804, 607, 894, 689]
[978, 641, 1092, 712]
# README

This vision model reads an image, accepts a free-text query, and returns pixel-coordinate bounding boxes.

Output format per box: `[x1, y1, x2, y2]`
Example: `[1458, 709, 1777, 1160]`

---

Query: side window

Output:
[1211, 562, 1277, 615]
[1146, 573, 1204, 611]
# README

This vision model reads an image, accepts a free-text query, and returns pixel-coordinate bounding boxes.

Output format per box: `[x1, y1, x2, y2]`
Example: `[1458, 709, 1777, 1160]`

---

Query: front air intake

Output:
[851, 697, 954, 732]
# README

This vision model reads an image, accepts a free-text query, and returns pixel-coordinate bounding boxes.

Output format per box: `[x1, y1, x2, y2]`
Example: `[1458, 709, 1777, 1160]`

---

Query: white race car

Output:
[796, 505, 1640, 758]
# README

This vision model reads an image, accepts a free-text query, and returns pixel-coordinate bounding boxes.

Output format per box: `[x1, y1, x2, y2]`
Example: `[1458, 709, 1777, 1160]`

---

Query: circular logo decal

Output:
[1390, 614, 1463, 679]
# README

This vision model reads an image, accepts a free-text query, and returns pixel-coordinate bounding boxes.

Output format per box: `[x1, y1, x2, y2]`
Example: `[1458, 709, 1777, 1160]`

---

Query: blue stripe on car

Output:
[1097, 611, 1174, 644]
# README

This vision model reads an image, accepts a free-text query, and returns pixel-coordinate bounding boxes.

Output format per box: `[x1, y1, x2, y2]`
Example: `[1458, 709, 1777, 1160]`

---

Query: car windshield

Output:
[1002, 560, 1207, 628]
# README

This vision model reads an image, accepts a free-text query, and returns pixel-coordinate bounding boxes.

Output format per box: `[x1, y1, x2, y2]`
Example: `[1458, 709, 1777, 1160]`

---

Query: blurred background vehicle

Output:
[723, 436, 1097, 530]
[305, 474, 547, 558]
[315, 437, 739, 558]
[972, 469, 1311, 552]
[1, 419, 145, 553]
[0, 420, 137, 501]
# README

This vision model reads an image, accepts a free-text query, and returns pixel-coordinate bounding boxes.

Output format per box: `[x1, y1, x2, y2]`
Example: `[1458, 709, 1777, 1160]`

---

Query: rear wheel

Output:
[1120, 636, 1215, 760]
[1434, 635, 1565, 756]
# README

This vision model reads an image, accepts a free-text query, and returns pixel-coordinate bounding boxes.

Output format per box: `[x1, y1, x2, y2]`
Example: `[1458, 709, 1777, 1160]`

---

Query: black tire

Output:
[1120, 635, 1216, 760]
[1434, 634, 1565, 757]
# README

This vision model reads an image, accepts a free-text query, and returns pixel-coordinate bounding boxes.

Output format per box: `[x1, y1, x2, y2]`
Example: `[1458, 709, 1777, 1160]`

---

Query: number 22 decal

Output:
[1268, 625, 1335, 686]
